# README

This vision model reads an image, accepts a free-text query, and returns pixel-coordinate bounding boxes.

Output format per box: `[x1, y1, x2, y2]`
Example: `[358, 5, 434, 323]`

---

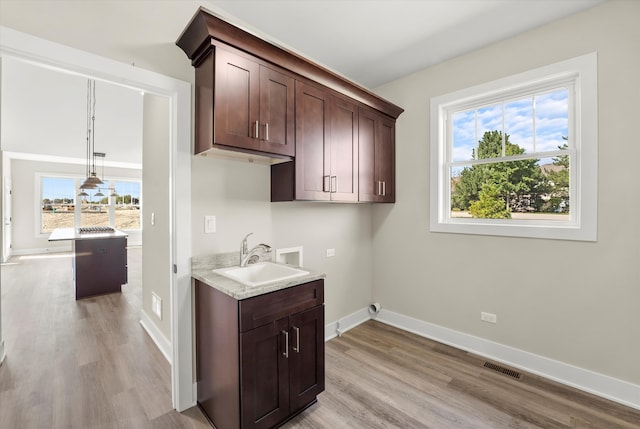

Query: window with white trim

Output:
[38, 174, 142, 234]
[40, 176, 76, 233]
[430, 53, 597, 241]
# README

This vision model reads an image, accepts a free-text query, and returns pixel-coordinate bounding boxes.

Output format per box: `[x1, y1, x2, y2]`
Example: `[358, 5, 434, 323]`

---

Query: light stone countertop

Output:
[192, 251, 326, 300]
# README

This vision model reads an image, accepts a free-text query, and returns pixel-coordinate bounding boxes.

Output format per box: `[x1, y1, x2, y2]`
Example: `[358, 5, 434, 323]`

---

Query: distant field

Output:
[42, 209, 141, 232]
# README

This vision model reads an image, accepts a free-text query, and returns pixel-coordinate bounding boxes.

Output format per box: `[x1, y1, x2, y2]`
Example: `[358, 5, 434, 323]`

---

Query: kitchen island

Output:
[49, 227, 128, 300]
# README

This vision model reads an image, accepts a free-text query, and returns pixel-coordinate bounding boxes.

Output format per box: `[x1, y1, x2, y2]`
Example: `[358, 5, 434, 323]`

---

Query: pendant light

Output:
[93, 152, 106, 197]
[79, 79, 103, 192]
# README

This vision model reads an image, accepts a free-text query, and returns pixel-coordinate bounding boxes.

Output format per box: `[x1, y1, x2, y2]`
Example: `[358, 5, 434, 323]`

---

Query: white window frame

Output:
[36, 173, 79, 236]
[430, 52, 597, 241]
[36, 173, 142, 236]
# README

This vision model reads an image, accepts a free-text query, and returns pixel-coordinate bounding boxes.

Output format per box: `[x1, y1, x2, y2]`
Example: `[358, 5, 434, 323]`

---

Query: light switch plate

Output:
[326, 248, 336, 257]
[205, 215, 216, 233]
[152, 292, 162, 320]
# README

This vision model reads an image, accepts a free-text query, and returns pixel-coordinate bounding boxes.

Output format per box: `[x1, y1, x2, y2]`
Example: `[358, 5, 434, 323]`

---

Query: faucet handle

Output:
[241, 232, 253, 253]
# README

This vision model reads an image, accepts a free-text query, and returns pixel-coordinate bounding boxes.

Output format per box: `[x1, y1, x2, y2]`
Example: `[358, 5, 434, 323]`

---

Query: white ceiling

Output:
[1, 58, 143, 165]
[207, 0, 605, 88]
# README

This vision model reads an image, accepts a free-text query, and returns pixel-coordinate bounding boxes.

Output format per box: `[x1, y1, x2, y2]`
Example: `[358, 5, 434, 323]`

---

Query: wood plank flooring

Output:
[0, 249, 210, 429]
[2, 250, 639, 428]
[284, 321, 640, 429]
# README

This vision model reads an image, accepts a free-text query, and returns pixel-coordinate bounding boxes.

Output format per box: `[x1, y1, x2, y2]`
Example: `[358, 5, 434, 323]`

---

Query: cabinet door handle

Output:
[292, 326, 300, 353]
[377, 181, 381, 196]
[254, 120, 259, 139]
[382, 181, 386, 196]
[331, 176, 337, 193]
[282, 330, 289, 358]
[323, 176, 330, 193]
[264, 123, 269, 141]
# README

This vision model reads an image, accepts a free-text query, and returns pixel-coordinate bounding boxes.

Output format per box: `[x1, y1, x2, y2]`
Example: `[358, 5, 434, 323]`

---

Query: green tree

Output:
[469, 183, 511, 219]
[545, 141, 570, 212]
[451, 130, 545, 217]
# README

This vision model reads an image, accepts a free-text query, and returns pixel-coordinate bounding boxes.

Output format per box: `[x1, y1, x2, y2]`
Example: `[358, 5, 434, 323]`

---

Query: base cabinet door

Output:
[289, 305, 325, 413]
[241, 318, 290, 429]
[195, 279, 324, 429]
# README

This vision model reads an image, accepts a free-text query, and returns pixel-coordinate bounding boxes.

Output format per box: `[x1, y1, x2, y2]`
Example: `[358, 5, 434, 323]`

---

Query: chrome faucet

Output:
[240, 232, 272, 267]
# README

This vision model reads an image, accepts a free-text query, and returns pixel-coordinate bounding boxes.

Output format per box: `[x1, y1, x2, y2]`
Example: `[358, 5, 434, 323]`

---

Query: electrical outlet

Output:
[326, 248, 335, 257]
[204, 215, 216, 233]
[152, 292, 162, 320]
[481, 312, 497, 324]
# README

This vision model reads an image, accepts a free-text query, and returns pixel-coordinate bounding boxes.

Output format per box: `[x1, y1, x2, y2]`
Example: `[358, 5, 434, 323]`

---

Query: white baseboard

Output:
[11, 246, 71, 256]
[140, 309, 172, 364]
[376, 309, 640, 411]
[325, 307, 371, 341]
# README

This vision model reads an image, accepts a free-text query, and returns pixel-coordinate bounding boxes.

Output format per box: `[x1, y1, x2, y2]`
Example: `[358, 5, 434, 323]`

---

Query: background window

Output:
[39, 175, 142, 234]
[430, 53, 597, 241]
[41, 176, 75, 233]
[113, 181, 141, 230]
[449, 88, 570, 221]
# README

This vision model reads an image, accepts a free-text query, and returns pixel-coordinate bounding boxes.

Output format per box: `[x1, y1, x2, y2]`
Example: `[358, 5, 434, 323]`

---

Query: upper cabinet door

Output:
[214, 48, 260, 148]
[359, 107, 396, 203]
[295, 81, 331, 201]
[329, 96, 358, 202]
[213, 48, 295, 156]
[260, 66, 295, 157]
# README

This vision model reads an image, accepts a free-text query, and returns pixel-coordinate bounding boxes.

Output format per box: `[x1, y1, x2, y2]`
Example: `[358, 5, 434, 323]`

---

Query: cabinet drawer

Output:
[239, 280, 324, 332]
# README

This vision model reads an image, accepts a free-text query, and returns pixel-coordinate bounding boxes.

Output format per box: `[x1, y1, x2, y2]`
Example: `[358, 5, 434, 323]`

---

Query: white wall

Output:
[142, 94, 172, 341]
[0, 149, 4, 365]
[9, 158, 142, 253]
[372, 0, 640, 386]
[190, 156, 374, 324]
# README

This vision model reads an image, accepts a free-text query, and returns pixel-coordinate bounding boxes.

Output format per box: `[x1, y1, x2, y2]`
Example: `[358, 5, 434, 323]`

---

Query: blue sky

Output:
[452, 88, 569, 163]
[42, 177, 140, 201]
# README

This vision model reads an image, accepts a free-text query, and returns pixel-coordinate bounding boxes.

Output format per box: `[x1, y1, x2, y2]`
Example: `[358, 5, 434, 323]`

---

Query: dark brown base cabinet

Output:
[195, 279, 325, 429]
[73, 236, 128, 300]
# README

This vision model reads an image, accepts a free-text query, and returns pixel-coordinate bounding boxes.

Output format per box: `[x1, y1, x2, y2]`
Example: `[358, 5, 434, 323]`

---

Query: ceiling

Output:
[206, 0, 605, 88]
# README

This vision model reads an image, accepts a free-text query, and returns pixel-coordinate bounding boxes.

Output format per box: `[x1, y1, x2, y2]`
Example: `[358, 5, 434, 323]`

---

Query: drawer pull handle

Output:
[282, 330, 289, 358]
[293, 326, 300, 353]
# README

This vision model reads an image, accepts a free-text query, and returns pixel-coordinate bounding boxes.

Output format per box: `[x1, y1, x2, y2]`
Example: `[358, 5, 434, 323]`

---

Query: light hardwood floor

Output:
[2, 251, 639, 428]
[0, 248, 210, 429]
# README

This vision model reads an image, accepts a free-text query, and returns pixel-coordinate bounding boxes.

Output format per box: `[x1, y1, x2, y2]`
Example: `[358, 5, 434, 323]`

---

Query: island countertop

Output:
[192, 252, 326, 300]
[48, 227, 128, 241]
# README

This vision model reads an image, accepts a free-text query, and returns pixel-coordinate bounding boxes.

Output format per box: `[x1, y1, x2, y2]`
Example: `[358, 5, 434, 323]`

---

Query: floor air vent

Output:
[483, 362, 522, 380]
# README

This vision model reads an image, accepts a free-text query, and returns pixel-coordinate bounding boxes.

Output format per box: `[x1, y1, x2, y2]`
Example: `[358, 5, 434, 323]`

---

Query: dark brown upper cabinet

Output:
[194, 46, 295, 157]
[292, 82, 358, 202]
[358, 106, 396, 203]
[177, 8, 403, 200]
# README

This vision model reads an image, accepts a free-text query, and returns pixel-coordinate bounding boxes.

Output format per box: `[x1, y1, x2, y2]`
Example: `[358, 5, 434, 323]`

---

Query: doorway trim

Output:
[0, 26, 194, 411]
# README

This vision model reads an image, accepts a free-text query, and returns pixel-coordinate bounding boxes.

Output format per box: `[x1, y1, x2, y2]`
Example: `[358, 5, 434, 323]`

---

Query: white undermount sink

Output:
[212, 262, 309, 287]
